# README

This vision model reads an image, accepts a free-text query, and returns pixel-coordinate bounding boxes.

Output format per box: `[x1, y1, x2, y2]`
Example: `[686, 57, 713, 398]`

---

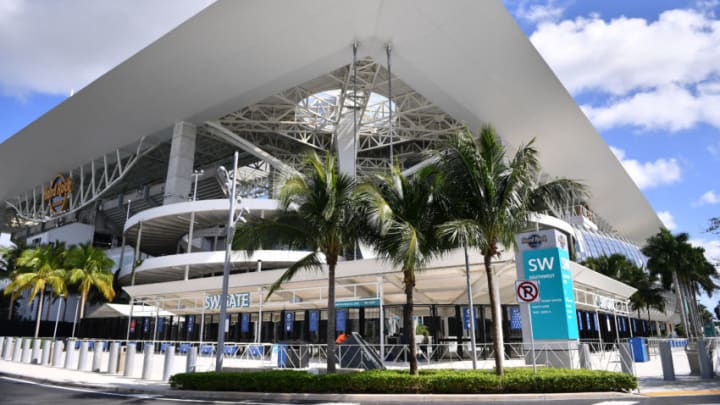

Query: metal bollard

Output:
[697, 339, 714, 379]
[124, 343, 137, 377]
[186, 346, 197, 373]
[92, 341, 104, 372]
[579, 343, 592, 369]
[52, 341, 65, 367]
[21, 338, 32, 363]
[31, 338, 41, 364]
[163, 345, 175, 381]
[142, 343, 155, 380]
[41, 339, 52, 365]
[619, 342, 634, 375]
[659, 341, 675, 381]
[12, 337, 23, 362]
[107, 342, 120, 374]
[65, 339, 77, 369]
[2, 337, 13, 360]
[78, 341, 90, 371]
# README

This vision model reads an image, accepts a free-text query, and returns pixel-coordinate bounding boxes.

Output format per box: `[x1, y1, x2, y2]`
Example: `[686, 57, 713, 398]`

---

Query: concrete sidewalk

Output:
[0, 358, 716, 402]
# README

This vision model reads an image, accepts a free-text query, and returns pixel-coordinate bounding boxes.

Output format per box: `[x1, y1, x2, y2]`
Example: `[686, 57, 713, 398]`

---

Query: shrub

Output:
[169, 368, 637, 394]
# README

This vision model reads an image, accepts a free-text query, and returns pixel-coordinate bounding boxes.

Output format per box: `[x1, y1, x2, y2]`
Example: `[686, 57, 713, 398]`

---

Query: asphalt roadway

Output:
[2, 376, 720, 405]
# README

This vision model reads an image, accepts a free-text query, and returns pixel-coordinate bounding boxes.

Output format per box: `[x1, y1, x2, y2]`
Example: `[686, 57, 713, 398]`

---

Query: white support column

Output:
[164, 122, 197, 205]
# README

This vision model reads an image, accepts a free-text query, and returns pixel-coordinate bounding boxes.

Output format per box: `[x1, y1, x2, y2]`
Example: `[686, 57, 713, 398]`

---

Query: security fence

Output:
[0, 335, 717, 381]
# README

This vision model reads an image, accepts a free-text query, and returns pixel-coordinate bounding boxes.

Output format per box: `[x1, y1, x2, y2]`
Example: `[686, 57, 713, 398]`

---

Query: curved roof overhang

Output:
[123, 198, 280, 255]
[123, 247, 636, 313]
[0, 0, 661, 243]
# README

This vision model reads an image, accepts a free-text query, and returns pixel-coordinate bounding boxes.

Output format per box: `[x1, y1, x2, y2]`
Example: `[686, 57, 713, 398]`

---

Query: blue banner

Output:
[187, 316, 194, 334]
[586, 312, 592, 331]
[336, 310, 347, 332]
[158, 318, 164, 334]
[241, 313, 250, 333]
[510, 307, 522, 330]
[143, 317, 149, 333]
[462, 306, 478, 330]
[284, 311, 294, 333]
[577, 311, 583, 331]
[309, 310, 319, 332]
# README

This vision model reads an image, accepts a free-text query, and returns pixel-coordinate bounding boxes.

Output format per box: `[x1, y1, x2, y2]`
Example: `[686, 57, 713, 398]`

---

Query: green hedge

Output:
[169, 368, 637, 394]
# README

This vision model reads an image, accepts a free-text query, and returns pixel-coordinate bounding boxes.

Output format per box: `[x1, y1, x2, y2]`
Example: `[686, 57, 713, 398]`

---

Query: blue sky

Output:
[0, 1, 718, 304]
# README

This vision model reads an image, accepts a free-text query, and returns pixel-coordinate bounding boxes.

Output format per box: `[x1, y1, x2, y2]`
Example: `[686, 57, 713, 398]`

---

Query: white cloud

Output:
[0, 0, 215, 98]
[530, 9, 720, 96]
[657, 211, 677, 230]
[610, 147, 682, 189]
[530, 9, 720, 131]
[513, 0, 566, 24]
[694, 190, 720, 206]
[581, 83, 720, 131]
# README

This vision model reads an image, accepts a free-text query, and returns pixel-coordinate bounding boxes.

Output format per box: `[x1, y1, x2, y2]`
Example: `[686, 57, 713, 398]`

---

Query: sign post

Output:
[516, 280, 540, 374]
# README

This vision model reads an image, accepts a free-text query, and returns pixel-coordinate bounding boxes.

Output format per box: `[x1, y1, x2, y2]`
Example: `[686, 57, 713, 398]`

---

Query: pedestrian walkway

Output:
[1, 358, 718, 402]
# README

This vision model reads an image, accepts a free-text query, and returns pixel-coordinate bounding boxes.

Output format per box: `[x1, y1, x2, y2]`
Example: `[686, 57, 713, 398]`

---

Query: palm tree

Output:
[1, 242, 25, 320]
[65, 243, 116, 319]
[581, 254, 666, 323]
[5, 243, 68, 338]
[234, 152, 359, 373]
[437, 126, 585, 376]
[641, 229, 718, 338]
[357, 165, 449, 375]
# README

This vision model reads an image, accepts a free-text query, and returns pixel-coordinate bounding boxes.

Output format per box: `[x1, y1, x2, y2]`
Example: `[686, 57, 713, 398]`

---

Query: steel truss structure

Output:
[216, 59, 464, 176]
[6, 138, 159, 224]
[7, 59, 464, 227]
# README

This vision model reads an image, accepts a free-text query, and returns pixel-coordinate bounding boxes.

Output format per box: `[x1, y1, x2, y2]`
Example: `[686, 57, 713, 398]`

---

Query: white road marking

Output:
[1, 375, 358, 405]
[591, 401, 639, 405]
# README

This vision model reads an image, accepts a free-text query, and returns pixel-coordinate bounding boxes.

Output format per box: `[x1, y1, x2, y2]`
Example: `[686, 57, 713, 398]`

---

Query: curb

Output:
[0, 369, 639, 403]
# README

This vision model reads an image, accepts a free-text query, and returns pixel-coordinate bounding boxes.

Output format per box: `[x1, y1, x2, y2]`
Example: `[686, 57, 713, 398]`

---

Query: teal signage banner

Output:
[336, 298, 380, 308]
[516, 229, 579, 340]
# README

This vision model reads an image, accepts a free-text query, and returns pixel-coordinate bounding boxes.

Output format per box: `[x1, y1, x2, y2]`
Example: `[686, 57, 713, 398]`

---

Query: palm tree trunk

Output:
[685, 282, 700, 337]
[80, 291, 87, 320]
[404, 280, 417, 375]
[8, 295, 15, 321]
[34, 289, 45, 338]
[326, 262, 337, 373]
[485, 253, 504, 376]
[672, 271, 691, 338]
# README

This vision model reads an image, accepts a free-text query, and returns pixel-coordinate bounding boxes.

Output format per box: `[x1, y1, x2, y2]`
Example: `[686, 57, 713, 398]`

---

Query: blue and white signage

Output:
[187, 316, 194, 333]
[284, 312, 294, 333]
[241, 313, 250, 333]
[336, 310, 347, 332]
[462, 306, 478, 330]
[510, 307, 522, 330]
[204, 292, 251, 310]
[516, 229, 579, 340]
[309, 310, 319, 333]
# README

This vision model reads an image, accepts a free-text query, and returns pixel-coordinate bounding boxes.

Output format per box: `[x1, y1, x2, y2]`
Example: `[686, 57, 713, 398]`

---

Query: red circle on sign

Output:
[516, 281, 539, 303]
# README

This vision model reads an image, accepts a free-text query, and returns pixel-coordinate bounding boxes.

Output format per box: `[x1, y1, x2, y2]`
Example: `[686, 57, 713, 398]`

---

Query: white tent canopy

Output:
[85, 303, 175, 319]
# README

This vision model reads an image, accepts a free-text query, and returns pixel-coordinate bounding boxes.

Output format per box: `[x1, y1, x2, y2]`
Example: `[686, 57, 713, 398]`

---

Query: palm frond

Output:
[265, 252, 323, 300]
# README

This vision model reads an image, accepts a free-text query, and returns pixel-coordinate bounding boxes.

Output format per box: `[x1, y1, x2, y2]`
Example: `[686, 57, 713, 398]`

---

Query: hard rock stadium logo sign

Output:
[42, 174, 73, 215]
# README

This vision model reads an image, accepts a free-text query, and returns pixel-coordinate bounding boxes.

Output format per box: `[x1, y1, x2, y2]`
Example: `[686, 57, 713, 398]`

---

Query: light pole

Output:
[185, 169, 204, 280]
[214, 151, 247, 372]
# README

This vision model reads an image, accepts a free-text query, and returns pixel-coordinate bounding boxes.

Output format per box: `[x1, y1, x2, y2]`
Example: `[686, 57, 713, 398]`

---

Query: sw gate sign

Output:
[204, 292, 250, 310]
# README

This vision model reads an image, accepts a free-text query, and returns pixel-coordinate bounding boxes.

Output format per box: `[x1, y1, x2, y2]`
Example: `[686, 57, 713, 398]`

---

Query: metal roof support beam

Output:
[205, 121, 299, 177]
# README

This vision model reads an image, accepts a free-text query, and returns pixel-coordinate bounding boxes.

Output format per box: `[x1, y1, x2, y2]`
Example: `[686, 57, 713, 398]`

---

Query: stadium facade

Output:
[0, 1, 672, 347]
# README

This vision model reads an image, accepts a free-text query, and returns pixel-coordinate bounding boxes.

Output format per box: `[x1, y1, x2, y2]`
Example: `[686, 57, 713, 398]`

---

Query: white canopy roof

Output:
[0, 0, 661, 243]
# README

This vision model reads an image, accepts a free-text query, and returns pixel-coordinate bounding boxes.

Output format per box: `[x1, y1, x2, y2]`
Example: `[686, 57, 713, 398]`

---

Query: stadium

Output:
[0, 0, 670, 357]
